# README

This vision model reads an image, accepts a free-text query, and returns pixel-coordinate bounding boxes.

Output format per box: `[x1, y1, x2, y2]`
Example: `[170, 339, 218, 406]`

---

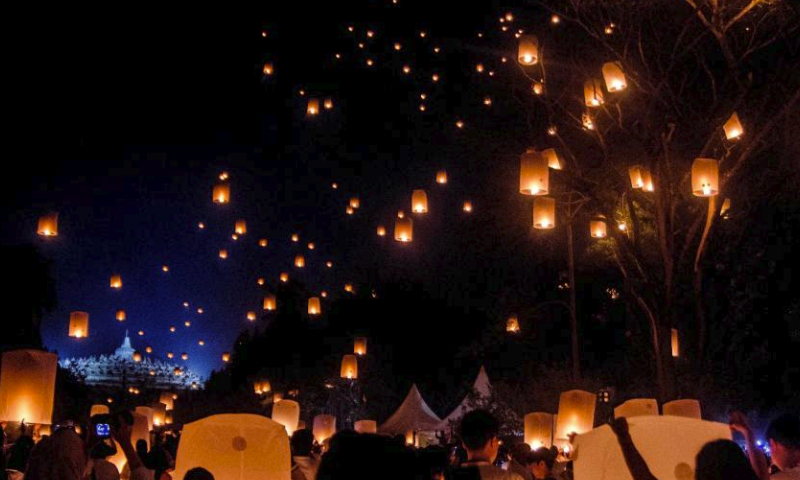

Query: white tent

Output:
[573, 415, 730, 480]
[173, 413, 291, 480]
[379, 384, 442, 438]
[437, 366, 491, 432]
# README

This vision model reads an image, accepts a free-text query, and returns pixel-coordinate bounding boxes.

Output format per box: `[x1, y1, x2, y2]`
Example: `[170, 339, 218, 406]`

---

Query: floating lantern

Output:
[691, 158, 719, 197]
[174, 367, 182, 376]
[138, 330, 144, 336]
[313, 415, 337, 444]
[455, 120, 464, 129]
[37, 213, 58, 237]
[354, 337, 367, 356]
[347, 25, 354, 33]
[222, 352, 231, 363]
[212, 184, 230, 204]
[377, 225, 386, 237]
[219, 171, 228, 181]
[280, 272, 289, 283]
[582, 112, 595, 130]
[116, 310, 126, 322]
[161, 265, 169, 272]
[506, 315, 520, 333]
[541, 148, 563, 170]
[547, 126, 557, 136]
[354, 420, 377, 434]
[247, 311, 256, 321]
[184, 321, 191, 327]
[394, 217, 413, 242]
[346, 206, 354, 215]
[340, 354, 358, 379]
[614, 399, 658, 418]
[350, 197, 360, 209]
[671, 328, 679, 357]
[397, 210, 405, 218]
[344, 283, 354, 293]
[476, 63, 484, 73]
[641, 167, 654, 191]
[308, 297, 321, 315]
[433, 46, 440, 53]
[0, 350, 58, 425]
[436, 170, 448, 184]
[584, 79, 604, 107]
[326, 261, 333, 268]
[291, 233, 299, 242]
[259, 238, 268, 247]
[307, 98, 320, 116]
[394, 42, 402, 51]
[321, 291, 328, 298]
[263, 294, 276, 311]
[91, 404, 110, 417]
[69, 311, 89, 338]
[307, 242, 315, 250]
[618, 223, 627, 231]
[231, 234, 238, 241]
[554, 390, 596, 440]
[145, 346, 153, 353]
[723, 112, 743, 140]
[133, 351, 142, 362]
[257, 277, 265, 286]
[295, 255, 305, 268]
[463, 201, 473, 213]
[629, 166, 644, 189]
[519, 149, 549, 195]
[165, 411, 173, 424]
[219, 249, 228, 259]
[262, 63, 273, 75]
[402, 65, 411, 74]
[235, 220, 247, 235]
[366, 58, 374, 67]
[662, 399, 701, 419]
[412, 190, 428, 213]
[366, 30, 374, 38]
[110, 275, 122, 289]
[419, 31, 427, 38]
[181, 353, 188, 361]
[151, 403, 166, 427]
[525, 412, 554, 449]
[198, 222, 205, 229]
[167, 352, 174, 359]
[551, 14, 560, 24]
[720, 198, 731, 218]
[254, 379, 272, 395]
[518, 35, 539, 65]
[602, 62, 627, 92]
[419, 104, 426, 112]
[533, 197, 556, 229]
[432, 73, 440, 82]
[590, 219, 608, 238]
[532, 81, 544, 95]
[272, 399, 300, 435]
[483, 96, 492, 106]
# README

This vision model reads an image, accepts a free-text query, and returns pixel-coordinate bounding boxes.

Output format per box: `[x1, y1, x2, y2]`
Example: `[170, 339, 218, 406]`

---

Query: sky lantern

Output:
[354, 420, 377, 434]
[295, 255, 305, 268]
[419, 30, 427, 38]
[614, 399, 658, 419]
[394, 42, 402, 50]
[525, 412, 554, 449]
[432, 73, 440, 82]
[723, 112, 744, 140]
[419, 104, 426, 112]
[354, 337, 367, 355]
[519, 149, 549, 195]
[541, 148, 563, 170]
[340, 354, 358, 379]
[324, 98, 333, 110]
[455, 120, 464, 128]
[532, 81, 544, 95]
[506, 315, 521, 333]
[307, 242, 315, 250]
[463, 201, 473, 213]
[145, 346, 153, 353]
[533, 197, 556, 229]
[181, 353, 188, 361]
[291, 233, 299, 242]
[138, 330, 145, 336]
[169, 326, 176, 332]
[133, 351, 143, 362]
[151, 403, 166, 427]
[167, 352, 174, 359]
[231, 234, 238, 241]
[671, 328, 679, 357]
[221, 352, 231, 363]
[350, 197, 360, 209]
[161, 265, 169, 273]
[280, 272, 289, 283]
[219, 249, 228, 259]
[518, 34, 539, 65]
[582, 112, 596, 130]
[198, 222, 205, 229]
[263, 294, 276, 311]
[257, 277, 265, 286]
[402, 65, 411, 74]
[551, 14, 560, 24]
[641, 167, 654, 192]
[629, 165, 644, 189]
[247, 311, 256, 321]
[691, 158, 719, 197]
[308, 297, 321, 315]
[69, 311, 89, 338]
[484, 96, 492, 106]
[313, 415, 337, 444]
[344, 283, 354, 293]
[602, 62, 627, 92]
[0, 350, 58, 425]
[397, 210, 405, 218]
[394, 217, 413, 242]
[272, 399, 300, 435]
[554, 390, 596, 441]
[307, 98, 320, 116]
[116, 310, 126, 322]
[235, 219, 247, 235]
[110, 274, 122, 289]
[174, 367, 182, 376]
[662, 399, 701, 419]
[184, 321, 191, 327]
[590, 218, 608, 238]
[259, 238, 268, 247]
[476, 63, 484, 73]
[346, 206, 354, 215]
[720, 198, 731, 218]
[262, 62, 273, 75]
[377, 225, 386, 237]
[37, 213, 58, 237]
[436, 170, 448, 184]
[412, 190, 429, 213]
[326, 261, 333, 268]
[198, 340, 205, 346]
[212, 183, 230, 204]
[254, 379, 272, 395]
[584, 79, 605, 107]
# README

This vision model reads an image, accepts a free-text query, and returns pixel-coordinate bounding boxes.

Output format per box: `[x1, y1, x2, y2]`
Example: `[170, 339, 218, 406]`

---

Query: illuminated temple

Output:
[60, 333, 203, 389]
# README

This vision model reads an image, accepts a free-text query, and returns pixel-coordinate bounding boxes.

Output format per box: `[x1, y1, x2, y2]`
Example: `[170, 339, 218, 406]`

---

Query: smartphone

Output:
[96, 423, 111, 438]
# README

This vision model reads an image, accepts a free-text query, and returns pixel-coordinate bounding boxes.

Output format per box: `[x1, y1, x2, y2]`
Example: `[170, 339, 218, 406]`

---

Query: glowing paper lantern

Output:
[0, 350, 58, 424]
[525, 412, 554, 449]
[219, 249, 228, 259]
[476, 63, 484, 73]
[307, 98, 320, 116]
[533, 197, 556, 229]
[483, 96, 492, 106]
[308, 297, 321, 315]
[291, 233, 299, 242]
[354, 337, 367, 356]
[506, 315, 520, 333]
[167, 352, 174, 359]
[641, 167, 654, 192]
[247, 311, 256, 321]
[272, 399, 300, 435]
[614, 399, 658, 418]
[436, 170, 448, 184]
[629, 166, 644, 189]
[146, 346, 153, 353]
[235, 220, 247, 235]
[324, 98, 333, 110]
[279, 272, 289, 283]
[602, 62, 627, 92]
[294, 255, 305, 268]
[350, 197, 360, 209]
[313, 415, 336, 443]
[259, 238, 268, 247]
[377, 225, 386, 237]
[90, 404, 109, 417]
[263, 295, 276, 311]
[344, 283, 354, 293]
[181, 353, 188, 361]
[412, 190, 428, 213]
[584, 79, 604, 107]
[541, 148, 563, 170]
[723, 112, 743, 140]
[135, 406, 155, 432]
[532, 82, 544, 95]
[518, 35, 539, 65]
[582, 112, 596, 130]
[662, 399, 701, 419]
[255, 380, 272, 395]
[37, 213, 58, 237]
[159, 392, 175, 411]
[213, 184, 230, 204]
[554, 390, 596, 441]
[671, 328, 679, 357]
[463, 201, 473, 213]
[69, 311, 89, 338]
[340, 354, 358, 379]
[110, 275, 122, 289]
[394, 217, 413, 242]
[519, 150, 549, 195]
[354, 420, 377, 434]
[590, 219, 608, 238]
[222, 352, 231, 363]
[150, 402, 166, 427]
[691, 158, 719, 197]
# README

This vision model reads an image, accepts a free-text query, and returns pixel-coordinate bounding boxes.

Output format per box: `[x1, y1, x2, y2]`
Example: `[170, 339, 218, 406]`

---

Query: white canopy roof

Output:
[437, 366, 491, 431]
[379, 384, 442, 435]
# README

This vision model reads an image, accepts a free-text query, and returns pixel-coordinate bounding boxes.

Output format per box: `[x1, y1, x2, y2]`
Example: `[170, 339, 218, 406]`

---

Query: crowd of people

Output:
[1, 409, 798, 479]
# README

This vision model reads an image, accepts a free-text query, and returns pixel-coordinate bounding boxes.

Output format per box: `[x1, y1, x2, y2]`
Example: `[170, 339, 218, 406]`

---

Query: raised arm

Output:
[730, 411, 770, 480]
[610, 417, 659, 480]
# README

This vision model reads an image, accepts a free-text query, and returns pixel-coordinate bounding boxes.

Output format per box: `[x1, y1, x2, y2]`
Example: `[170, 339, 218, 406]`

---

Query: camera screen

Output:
[96, 423, 110, 437]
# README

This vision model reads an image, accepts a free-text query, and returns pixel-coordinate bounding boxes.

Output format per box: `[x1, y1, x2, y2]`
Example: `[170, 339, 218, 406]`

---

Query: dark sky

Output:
[3, 1, 627, 378]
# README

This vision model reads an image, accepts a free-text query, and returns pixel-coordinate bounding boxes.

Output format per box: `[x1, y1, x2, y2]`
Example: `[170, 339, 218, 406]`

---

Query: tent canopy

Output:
[437, 366, 491, 431]
[379, 384, 442, 435]
[173, 413, 291, 480]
